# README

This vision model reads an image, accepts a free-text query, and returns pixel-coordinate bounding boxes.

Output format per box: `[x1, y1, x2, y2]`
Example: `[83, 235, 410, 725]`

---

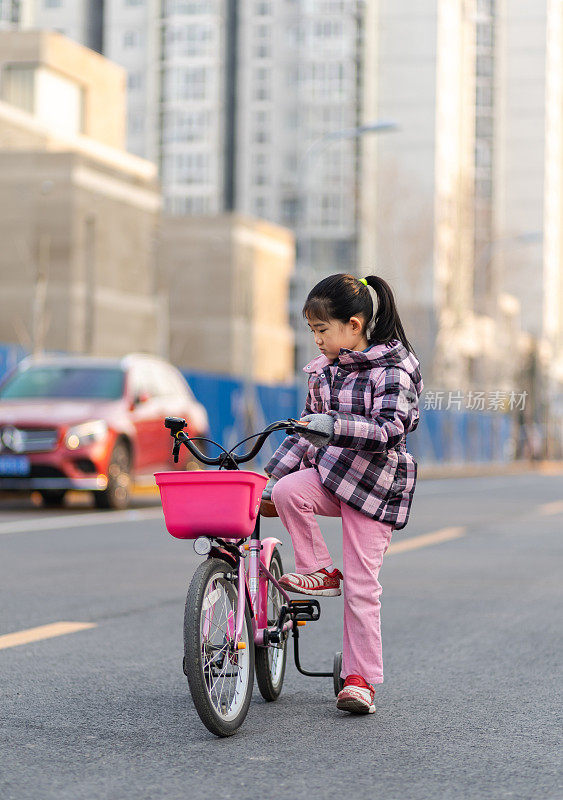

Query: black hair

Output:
[302, 273, 417, 356]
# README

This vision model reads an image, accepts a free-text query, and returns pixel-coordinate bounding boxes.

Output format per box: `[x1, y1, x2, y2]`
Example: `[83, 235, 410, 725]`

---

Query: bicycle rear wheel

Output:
[184, 557, 254, 737]
[255, 548, 288, 701]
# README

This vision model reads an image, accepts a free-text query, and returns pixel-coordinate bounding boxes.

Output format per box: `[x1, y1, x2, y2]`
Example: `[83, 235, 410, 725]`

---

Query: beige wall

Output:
[0, 149, 160, 357]
[0, 30, 126, 148]
[159, 215, 295, 384]
[0, 97, 161, 358]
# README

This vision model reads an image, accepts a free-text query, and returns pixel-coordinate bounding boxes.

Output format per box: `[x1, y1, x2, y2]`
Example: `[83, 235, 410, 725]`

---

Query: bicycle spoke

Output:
[198, 574, 248, 719]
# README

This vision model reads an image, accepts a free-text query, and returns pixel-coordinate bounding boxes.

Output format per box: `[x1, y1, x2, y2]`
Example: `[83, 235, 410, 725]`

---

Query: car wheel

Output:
[39, 490, 67, 507]
[94, 441, 131, 510]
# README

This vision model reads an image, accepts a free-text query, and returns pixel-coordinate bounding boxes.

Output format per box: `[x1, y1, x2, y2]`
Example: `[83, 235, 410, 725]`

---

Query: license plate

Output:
[0, 455, 31, 476]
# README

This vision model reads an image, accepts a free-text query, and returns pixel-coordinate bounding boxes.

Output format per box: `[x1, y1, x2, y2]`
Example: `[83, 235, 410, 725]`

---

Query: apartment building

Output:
[432, 0, 549, 395]
[359, 0, 554, 399]
[360, 0, 439, 382]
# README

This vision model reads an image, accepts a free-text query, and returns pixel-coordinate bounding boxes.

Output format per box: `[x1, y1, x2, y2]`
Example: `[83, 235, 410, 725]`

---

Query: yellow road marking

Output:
[537, 500, 563, 516]
[0, 622, 97, 651]
[387, 526, 466, 555]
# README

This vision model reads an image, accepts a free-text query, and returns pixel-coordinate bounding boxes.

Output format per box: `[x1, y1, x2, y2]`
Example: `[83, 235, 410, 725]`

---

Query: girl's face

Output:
[306, 314, 369, 361]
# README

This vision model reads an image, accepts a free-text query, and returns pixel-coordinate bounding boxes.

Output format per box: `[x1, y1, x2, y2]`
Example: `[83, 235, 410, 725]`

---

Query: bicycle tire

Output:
[255, 548, 288, 701]
[184, 557, 255, 737]
[333, 651, 344, 696]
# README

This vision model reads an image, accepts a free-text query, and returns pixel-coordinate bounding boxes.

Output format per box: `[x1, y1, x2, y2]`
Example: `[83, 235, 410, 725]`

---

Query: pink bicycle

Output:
[155, 416, 344, 737]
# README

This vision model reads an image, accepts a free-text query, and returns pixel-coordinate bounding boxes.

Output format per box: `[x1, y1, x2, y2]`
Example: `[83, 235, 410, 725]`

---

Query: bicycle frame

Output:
[231, 514, 294, 647]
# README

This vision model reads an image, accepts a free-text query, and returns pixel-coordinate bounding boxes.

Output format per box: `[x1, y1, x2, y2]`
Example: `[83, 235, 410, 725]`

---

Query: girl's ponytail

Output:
[364, 275, 417, 357]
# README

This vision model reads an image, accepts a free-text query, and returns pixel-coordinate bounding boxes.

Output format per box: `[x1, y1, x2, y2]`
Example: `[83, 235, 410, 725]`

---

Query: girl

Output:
[262, 273, 423, 715]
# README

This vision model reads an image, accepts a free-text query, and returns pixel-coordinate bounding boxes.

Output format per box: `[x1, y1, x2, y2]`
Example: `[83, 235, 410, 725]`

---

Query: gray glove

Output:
[298, 414, 335, 448]
[262, 476, 278, 501]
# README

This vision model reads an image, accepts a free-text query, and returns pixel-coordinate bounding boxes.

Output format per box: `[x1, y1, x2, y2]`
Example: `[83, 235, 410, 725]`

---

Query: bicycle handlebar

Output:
[164, 416, 328, 469]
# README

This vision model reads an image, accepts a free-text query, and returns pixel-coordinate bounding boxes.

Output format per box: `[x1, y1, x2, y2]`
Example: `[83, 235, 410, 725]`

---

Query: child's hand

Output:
[298, 414, 335, 447]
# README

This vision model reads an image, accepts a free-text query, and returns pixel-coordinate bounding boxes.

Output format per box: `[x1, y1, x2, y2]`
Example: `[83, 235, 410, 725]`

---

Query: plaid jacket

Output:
[264, 339, 424, 530]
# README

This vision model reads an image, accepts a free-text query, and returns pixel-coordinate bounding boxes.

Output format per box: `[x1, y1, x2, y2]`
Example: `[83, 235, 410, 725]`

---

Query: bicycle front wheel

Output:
[184, 557, 254, 737]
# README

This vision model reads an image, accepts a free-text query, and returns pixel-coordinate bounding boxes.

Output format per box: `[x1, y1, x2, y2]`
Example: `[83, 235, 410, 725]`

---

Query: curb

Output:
[418, 460, 563, 481]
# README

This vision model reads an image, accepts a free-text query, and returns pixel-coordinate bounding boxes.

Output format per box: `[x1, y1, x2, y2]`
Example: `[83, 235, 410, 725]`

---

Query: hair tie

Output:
[359, 278, 368, 286]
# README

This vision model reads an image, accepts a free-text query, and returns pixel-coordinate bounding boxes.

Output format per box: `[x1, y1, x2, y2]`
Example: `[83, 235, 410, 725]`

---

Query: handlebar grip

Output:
[291, 420, 331, 443]
[165, 417, 186, 435]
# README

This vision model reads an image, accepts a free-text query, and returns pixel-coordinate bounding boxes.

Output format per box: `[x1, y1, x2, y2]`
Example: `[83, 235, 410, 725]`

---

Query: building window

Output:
[253, 197, 268, 217]
[475, 140, 492, 167]
[167, 195, 210, 215]
[255, 44, 271, 58]
[164, 1, 215, 13]
[320, 194, 341, 226]
[165, 23, 214, 56]
[129, 111, 145, 135]
[475, 115, 493, 137]
[254, 68, 271, 101]
[254, 129, 269, 143]
[475, 178, 492, 198]
[125, 0, 144, 5]
[476, 23, 493, 46]
[127, 72, 144, 90]
[123, 30, 141, 48]
[163, 152, 210, 185]
[45, 0, 62, 6]
[282, 197, 299, 225]
[255, 23, 270, 40]
[476, 85, 493, 107]
[476, 55, 493, 77]
[476, 0, 494, 15]
[166, 67, 208, 100]
[163, 109, 210, 142]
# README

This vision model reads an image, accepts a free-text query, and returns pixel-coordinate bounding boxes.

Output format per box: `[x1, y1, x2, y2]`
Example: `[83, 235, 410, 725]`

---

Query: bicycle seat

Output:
[260, 497, 279, 518]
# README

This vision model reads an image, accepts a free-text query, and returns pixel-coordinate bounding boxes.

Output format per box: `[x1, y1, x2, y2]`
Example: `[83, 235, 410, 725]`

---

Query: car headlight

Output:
[65, 420, 108, 450]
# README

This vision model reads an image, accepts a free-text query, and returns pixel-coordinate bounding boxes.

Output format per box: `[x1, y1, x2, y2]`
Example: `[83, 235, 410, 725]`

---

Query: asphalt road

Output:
[1, 474, 562, 800]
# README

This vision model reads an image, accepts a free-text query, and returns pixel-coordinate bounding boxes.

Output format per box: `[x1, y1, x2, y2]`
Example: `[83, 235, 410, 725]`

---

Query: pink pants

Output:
[272, 468, 394, 685]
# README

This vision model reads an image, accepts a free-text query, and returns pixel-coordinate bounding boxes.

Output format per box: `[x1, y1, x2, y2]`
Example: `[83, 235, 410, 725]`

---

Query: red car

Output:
[0, 353, 209, 509]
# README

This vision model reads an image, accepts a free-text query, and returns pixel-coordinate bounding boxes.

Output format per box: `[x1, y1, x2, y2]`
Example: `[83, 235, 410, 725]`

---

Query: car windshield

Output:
[0, 365, 126, 400]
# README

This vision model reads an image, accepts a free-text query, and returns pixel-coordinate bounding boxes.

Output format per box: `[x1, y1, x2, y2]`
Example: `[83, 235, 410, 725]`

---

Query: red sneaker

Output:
[336, 674, 376, 714]
[278, 567, 343, 596]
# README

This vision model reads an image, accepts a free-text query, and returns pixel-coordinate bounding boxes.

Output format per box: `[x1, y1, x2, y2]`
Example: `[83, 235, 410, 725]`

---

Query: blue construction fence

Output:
[0, 343, 515, 467]
[182, 369, 515, 467]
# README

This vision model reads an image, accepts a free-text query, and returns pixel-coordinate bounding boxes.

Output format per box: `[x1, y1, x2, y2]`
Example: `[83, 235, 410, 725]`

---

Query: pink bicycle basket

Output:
[155, 470, 268, 540]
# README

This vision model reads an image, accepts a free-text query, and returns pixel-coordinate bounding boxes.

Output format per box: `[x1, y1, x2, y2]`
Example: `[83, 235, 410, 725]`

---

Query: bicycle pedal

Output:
[289, 599, 321, 622]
